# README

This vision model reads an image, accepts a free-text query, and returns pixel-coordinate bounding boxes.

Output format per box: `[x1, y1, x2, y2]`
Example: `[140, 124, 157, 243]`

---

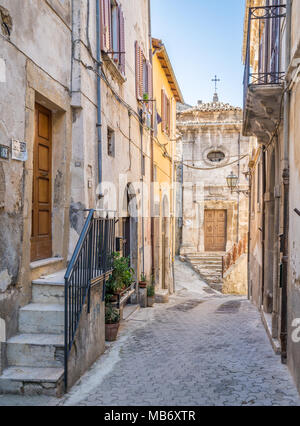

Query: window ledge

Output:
[102, 52, 126, 85]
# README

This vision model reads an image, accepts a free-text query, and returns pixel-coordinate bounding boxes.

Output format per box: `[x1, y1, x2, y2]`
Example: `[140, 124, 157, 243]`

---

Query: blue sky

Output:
[151, 0, 245, 107]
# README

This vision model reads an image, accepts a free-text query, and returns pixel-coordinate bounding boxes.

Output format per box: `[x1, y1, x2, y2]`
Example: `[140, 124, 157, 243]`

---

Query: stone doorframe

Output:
[19, 61, 72, 297]
[263, 142, 281, 339]
[197, 200, 239, 253]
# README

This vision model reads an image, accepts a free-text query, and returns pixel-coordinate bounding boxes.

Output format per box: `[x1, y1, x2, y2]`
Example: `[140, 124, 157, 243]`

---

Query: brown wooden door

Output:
[31, 104, 52, 262]
[205, 210, 227, 252]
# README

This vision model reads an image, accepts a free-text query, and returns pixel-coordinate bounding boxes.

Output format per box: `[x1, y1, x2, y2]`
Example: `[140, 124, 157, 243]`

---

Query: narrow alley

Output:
[62, 261, 300, 406]
[2, 260, 298, 407]
[1, 0, 300, 409]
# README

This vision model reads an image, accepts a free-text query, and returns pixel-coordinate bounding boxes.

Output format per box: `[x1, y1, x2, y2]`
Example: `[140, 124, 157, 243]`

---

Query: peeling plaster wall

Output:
[288, 68, 300, 393]
[69, 0, 152, 281]
[0, 0, 72, 339]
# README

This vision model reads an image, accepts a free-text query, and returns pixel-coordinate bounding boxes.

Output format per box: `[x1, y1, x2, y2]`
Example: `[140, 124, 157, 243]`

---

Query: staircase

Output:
[182, 253, 224, 291]
[0, 271, 66, 397]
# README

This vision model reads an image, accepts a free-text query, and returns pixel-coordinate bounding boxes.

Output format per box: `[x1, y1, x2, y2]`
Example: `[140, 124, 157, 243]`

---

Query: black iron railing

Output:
[244, 4, 286, 110]
[64, 210, 115, 390]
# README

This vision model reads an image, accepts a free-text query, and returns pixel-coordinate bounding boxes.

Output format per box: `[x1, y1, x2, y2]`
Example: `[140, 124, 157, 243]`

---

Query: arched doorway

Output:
[122, 183, 138, 282]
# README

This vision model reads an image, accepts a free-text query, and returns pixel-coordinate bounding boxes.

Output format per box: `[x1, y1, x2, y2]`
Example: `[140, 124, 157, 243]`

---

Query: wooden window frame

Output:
[100, 0, 126, 75]
[135, 42, 153, 110]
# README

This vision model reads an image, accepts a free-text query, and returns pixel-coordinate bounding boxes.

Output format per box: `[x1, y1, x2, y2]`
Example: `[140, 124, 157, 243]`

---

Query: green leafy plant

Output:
[143, 92, 149, 101]
[147, 285, 155, 298]
[105, 305, 120, 325]
[106, 252, 135, 296]
[140, 273, 147, 283]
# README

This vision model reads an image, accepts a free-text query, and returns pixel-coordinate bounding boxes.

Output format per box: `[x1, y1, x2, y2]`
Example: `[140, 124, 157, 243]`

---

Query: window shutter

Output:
[100, 0, 106, 51]
[161, 89, 166, 132]
[135, 42, 140, 99]
[161, 90, 171, 135]
[119, 7, 125, 74]
[107, 0, 112, 53]
[135, 42, 143, 100]
[147, 61, 153, 114]
[154, 103, 158, 138]
[139, 50, 144, 99]
[101, 0, 112, 52]
[167, 98, 171, 136]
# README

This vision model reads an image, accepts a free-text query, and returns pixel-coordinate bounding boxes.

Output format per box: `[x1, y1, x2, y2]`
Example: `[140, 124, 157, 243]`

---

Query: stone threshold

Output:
[30, 257, 64, 270]
[261, 309, 281, 356]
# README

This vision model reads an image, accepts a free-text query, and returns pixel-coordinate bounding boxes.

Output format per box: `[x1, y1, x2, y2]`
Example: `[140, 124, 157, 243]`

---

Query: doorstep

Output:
[30, 257, 64, 270]
[261, 310, 281, 355]
[30, 258, 65, 281]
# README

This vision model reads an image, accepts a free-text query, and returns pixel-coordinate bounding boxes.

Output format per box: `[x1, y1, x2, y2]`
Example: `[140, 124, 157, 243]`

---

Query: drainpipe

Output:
[281, 0, 292, 364]
[262, 150, 266, 309]
[247, 167, 252, 301]
[237, 133, 241, 243]
[139, 112, 145, 275]
[96, 0, 103, 190]
[148, 0, 155, 281]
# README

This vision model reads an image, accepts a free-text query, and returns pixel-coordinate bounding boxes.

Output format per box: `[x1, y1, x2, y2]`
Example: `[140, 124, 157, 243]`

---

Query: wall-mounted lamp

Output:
[226, 172, 249, 196]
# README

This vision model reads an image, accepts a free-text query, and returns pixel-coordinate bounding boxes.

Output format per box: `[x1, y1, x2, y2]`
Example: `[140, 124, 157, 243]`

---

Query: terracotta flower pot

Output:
[139, 281, 147, 289]
[147, 296, 155, 307]
[105, 322, 120, 342]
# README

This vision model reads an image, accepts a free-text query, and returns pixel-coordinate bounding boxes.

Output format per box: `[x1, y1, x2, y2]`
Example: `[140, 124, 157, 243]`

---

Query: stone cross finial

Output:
[212, 75, 220, 93]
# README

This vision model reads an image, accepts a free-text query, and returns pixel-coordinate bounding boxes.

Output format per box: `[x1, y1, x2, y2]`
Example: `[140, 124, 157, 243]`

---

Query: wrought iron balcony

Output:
[243, 4, 286, 143]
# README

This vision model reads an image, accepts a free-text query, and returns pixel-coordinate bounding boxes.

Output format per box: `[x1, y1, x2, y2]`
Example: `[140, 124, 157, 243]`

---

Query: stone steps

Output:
[6, 334, 64, 368]
[32, 270, 65, 305]
[0, 366, 64, 397]
[0, 270, 66, 397]
[184, 253, 224, 288]
[19, 304, 64, 335]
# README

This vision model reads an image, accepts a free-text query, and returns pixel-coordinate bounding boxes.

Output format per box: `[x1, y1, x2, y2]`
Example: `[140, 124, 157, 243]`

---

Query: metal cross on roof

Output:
[212, 75, 221, 93]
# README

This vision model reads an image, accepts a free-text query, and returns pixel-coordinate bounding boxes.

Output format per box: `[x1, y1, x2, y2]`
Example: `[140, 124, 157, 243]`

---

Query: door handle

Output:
[40, 171, 48, 177]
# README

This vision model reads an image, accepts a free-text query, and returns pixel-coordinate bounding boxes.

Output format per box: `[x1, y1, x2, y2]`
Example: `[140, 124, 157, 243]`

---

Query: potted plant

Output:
[139, 273, 148, 289]
[147, 285, 155, 307]
[105, 305, 120, 342]
[106, 253, 135, 297]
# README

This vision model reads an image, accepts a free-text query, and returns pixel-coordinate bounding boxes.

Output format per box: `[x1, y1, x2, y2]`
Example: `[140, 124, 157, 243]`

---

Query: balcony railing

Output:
[243, 4, 286, 111]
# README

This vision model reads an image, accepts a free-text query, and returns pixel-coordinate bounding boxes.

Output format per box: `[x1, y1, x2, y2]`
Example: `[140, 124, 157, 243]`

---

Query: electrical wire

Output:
[181, 154, 249, 171]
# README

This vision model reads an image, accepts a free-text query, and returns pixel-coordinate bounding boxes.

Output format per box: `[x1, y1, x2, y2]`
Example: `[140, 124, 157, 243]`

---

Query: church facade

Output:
[177, 95, 250, 293]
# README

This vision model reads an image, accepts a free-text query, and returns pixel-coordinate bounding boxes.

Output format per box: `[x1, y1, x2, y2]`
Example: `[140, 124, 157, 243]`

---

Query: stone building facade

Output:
[243, 0, 300, 393]
[151, 38, 184, 299]
[0, 0, 152, 394]
[177, 97, 250, 292]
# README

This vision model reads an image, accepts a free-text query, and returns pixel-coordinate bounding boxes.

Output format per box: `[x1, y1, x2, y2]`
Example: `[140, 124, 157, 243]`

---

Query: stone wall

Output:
[67, 281, 105, 390]
[222, 254, 248, 296]
[0, 0, 72, 339]
[287, 4, 300, 391]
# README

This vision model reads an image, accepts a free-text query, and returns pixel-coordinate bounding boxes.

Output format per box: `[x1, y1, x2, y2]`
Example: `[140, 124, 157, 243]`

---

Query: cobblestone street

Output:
[1, 259, 299, 406]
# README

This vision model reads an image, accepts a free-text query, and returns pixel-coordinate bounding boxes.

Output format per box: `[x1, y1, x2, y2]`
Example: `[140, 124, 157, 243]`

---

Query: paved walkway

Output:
[1, 259, 299, 406]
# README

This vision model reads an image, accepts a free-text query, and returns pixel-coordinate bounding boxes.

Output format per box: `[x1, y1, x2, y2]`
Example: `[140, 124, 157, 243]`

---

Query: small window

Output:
[107, 127, 115, 157]
[207, 151, 225, 163]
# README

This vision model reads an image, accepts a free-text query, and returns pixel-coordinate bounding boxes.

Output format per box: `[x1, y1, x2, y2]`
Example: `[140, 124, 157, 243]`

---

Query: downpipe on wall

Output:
[96, 0, 103, 192]
[247, 169, 252, 300]
[281, 0, 291, 365]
